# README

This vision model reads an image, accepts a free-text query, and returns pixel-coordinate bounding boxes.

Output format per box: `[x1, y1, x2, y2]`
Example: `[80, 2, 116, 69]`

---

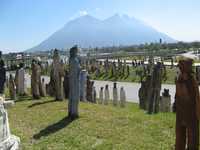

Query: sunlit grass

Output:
[7, 96, 177, 150]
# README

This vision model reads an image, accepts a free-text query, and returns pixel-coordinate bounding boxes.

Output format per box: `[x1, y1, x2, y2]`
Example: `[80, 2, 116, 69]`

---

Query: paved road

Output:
[93, 80, 176, 103]
[7, 72, 176, 104]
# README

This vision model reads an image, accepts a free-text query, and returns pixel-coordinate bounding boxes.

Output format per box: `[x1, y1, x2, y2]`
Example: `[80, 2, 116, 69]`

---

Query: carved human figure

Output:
[18, 63, 26, 95]
[31, 60, 40, 99]
[144, 75, 152, 110]
[79, 70, 87, 102]
[126, 65, 130, 77]
[122, 65, 125, 77]
[99, 87, 104, 104]
[148, 62, 162, 114]
[104, 84, 109, 105]
[38, 62, 45, 97]
[160, 89, 171, 112]
[9, 74, 16, 100]
[120, 87, 126, 107]
[138, 74, 151, 111]
[41, 78, 46, 97]
[14, 69, 19, 94]
[174, 59, 200, 150]
[117, 59, 121, 76]
[52, 49, 65, 100]
[0, 59, 6, 94]
[113, 82, 118, 106]
[68, 46, 81, 119]
[104, 58, 109, 75]
[171, 58, 174, 68]
[86, 76, 92, 102]
[92, 84, 97, 103]
[112, 62, 117, 77]
[138, 81, 146, 109]
[60, 76, 64, 100]
[95, 65, 100, 77]
[47, 69, 56, 97]
[132, 60, 135, 68]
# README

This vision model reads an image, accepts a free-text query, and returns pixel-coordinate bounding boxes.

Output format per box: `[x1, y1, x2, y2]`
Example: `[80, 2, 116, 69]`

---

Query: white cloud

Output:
[79, 10, 88, 16]
[69, 10, 88, 20]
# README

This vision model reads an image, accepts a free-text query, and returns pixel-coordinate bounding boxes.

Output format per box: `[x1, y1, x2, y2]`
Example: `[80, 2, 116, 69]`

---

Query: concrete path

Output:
[22, 74, 176, 103]
[93, 80, 176, 103]
[8, 72, 177, 104]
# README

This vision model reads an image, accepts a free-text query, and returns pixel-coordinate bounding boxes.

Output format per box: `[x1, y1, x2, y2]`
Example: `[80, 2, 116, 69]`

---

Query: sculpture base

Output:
[68, 114, 79, 121]
[0, 135, 20, 150]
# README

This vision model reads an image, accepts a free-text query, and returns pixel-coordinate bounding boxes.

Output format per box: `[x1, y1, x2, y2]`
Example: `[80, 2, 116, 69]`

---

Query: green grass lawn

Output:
[7, 96, 177, 150]
[91, 66, 177, 84]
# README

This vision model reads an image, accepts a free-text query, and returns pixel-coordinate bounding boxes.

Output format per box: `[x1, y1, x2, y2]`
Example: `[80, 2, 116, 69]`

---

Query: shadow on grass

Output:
[28, 100, 56, 108]
[108, 75, 114, 80]
[102, 73, 107, 79]
[124, 75, 129, 79]
[15, 95, 32, 103]
[33, 116, 75, 139]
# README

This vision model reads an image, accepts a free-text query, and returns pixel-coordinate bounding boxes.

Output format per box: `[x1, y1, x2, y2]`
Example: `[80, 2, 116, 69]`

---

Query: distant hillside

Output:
[27, 14, 176, 52]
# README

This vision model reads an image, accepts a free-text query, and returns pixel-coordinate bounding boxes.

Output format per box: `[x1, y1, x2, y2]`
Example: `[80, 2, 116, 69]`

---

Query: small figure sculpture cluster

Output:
[92, 82, 126, 107]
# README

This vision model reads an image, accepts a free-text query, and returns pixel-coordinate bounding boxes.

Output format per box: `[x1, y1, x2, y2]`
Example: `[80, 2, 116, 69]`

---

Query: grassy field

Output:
[91, 66, 176, 84]
[8, 96, 176, 150]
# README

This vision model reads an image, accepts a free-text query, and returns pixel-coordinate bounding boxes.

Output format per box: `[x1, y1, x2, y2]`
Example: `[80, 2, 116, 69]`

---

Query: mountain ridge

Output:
[27, 14, 176, 52]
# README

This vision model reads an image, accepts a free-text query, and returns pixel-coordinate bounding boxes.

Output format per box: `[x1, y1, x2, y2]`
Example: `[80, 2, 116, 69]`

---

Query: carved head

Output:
[0, 60, 4, 68]
[19, 62, 24, 68]
[9, 74, 13, 80]
[178, 58, 193, 74]
[113, 82, 117, 88]
[70, 45, 78, 58]
[53, 49, 60, 60]
[32, 59, 36, 64]
[155, 62, 162, 69]
[163, 88, 170, 96]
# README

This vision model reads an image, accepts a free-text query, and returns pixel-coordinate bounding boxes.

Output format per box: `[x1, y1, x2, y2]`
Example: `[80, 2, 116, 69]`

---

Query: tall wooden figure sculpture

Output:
[68, 46, 81, 120]
[174, 58, 200, 150]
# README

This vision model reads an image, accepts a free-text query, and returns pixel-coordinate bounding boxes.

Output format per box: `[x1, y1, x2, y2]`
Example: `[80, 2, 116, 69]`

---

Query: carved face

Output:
[178, 59, 193, 74]
[9, 74, 13, 80]
[0, 60, 4, 68]
[53, 49, 60, 61]
[70, 46, 78, 58]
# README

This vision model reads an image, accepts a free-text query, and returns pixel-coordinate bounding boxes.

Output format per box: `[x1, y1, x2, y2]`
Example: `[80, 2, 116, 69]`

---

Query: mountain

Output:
[27, 14, 175, 52]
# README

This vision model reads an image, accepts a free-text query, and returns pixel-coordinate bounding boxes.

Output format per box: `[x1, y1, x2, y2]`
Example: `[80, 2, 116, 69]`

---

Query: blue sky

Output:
[0, 0, 200, 52]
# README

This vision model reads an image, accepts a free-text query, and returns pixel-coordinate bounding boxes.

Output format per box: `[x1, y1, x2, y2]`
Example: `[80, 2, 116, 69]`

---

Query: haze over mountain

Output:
[27, 14, 175, 52]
